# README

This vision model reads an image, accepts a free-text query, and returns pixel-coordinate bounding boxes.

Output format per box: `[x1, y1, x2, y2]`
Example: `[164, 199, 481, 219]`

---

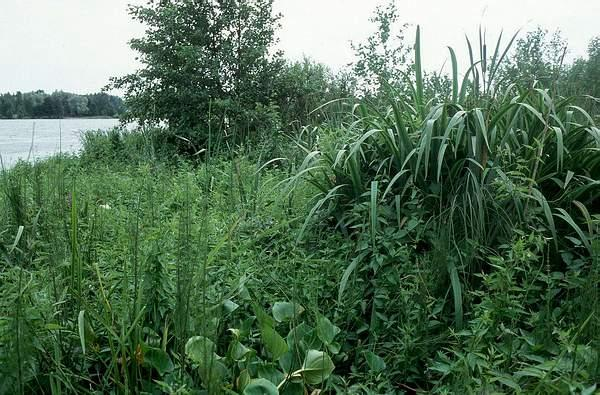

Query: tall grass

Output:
[295, 25, 599, 256]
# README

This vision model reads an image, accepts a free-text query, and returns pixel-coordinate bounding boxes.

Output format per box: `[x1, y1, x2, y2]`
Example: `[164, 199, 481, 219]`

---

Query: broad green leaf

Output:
[231, 341, 253, 361]
[280, 382, 304, 395]
[286, 323, 313, 350]
[364, 350, 386, 372]
[237, 369, 251, 391]
[316, 315, 340, 345]
[327, 342, 341, 354]
[243, 378, 279, 395]
[143, 347, 174, 376]
[186, 336, 226, 389]
[260, 325, 288, 361]
[429, 360, 452, 374]
[257, 364, 285, 384]
[272, 302, 304, 322]
[278, 350, 296, 373]
[185, 336, 217, 365]
[253, 303, 276, 328]
[515, 367, 545, 378]
[199, 360, 228, 391]
[299, 350, 335, 385]
[222, 299, 239, 314]
[582, 384, 597, 395]
[493, 375, 521, 391]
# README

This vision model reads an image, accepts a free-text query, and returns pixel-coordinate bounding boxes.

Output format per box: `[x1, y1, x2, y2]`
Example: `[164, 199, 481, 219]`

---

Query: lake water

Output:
[0, 118, 121, 167]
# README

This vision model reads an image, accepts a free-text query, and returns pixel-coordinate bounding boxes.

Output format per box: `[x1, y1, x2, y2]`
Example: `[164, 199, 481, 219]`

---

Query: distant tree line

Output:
[0, 90, 125, 119]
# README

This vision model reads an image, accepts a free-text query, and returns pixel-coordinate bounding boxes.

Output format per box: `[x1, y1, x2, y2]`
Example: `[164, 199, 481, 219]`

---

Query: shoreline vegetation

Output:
[1, 1, 599, 394]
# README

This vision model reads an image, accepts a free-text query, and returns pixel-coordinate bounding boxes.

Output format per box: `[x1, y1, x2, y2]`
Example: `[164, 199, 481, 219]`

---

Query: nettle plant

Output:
[428, 233, 600, 393]
[177, 302, 339, 394]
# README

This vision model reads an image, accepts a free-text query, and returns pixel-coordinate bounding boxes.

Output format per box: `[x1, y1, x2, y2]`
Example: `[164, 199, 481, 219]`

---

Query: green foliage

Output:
[292, 25, 600, 391]
[272, 302, 305, 323]
[1, 13, 600, 395]
[562, 35, 600, 115]
[297, 26, 599, 253]
[500, 27, 568, 90]
[180, 296, 338, 393]
[244, 379, 278, 395]
[110, 0, 284, 151]
[273, 57, 356, 128]
[498, 27, 600, 114]
[80, 128, 181, 165]
[351, 0, 412, 97]
[0, 152, 345, 394]
[429, 234, 600, 393]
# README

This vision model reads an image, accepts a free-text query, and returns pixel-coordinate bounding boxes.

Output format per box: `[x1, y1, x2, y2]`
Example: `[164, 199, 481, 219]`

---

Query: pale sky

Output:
[1, 0, 599, 94]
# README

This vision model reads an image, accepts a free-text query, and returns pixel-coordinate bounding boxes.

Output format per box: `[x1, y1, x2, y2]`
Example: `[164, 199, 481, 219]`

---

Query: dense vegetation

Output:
[0, 91, 125, 119]
[1, 1, 599, 394]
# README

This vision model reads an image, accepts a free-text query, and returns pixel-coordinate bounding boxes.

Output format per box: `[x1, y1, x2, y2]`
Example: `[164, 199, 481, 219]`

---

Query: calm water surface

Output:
[0, 118, 121, 167]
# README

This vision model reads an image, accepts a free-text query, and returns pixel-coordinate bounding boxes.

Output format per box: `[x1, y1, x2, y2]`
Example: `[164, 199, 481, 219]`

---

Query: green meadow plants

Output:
[1, 18, 599, 395]
[0, 147, 346, 394]
[429, 233, 600, 393]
